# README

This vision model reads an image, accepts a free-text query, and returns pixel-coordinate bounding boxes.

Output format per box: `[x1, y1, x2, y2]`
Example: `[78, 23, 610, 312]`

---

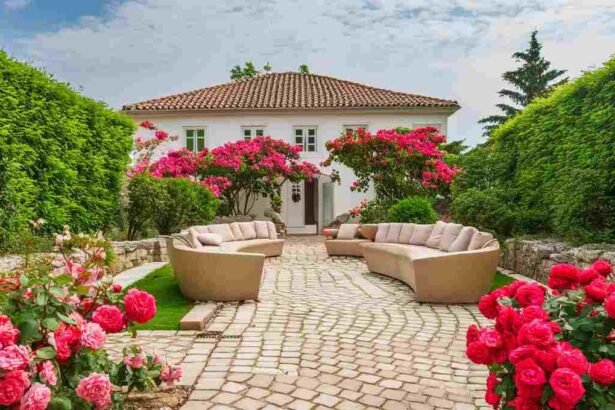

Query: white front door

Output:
[286, 182, 305, 228]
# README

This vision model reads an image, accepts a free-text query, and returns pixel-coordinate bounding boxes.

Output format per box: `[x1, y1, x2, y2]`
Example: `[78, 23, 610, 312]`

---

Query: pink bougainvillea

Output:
[467, 260, 615, 408]
[131, 123, 320, 214]
[322, 127, 459, 201]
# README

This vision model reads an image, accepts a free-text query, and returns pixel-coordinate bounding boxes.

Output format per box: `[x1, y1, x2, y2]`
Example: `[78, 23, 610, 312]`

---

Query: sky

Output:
[2, 0, 615, 146]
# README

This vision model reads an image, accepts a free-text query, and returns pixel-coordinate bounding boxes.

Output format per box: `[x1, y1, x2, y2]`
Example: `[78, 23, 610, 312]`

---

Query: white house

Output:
[122, 72, 459, 234]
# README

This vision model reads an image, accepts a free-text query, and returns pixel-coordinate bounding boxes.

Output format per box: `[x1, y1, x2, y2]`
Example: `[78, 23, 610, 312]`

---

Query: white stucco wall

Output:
[127, 109, 452, 226]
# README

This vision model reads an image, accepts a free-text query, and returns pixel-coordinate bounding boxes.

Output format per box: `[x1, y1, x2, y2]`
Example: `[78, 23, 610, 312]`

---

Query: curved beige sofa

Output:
[324, 224, 378, 257]
[360, 222, 499, 303]
[166, 221, 284, 302]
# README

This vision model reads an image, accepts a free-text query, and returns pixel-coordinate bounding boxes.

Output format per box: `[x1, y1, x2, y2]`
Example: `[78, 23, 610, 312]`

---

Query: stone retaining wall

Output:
[501, 238, 615, 283]
[0, 238, 168, 274]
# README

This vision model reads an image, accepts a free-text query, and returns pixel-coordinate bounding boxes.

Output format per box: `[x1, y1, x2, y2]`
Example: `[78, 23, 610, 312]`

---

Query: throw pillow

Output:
[448, 227, 478, 252]
[438, 223, 463, 251]
[337, 224, 360, 239]
[197, 233, 224, 246]
[408, 224, 435, 245]
[468, 232, 495, 251]
[425, 221, 448, 249]
[206, 224, 235, 242]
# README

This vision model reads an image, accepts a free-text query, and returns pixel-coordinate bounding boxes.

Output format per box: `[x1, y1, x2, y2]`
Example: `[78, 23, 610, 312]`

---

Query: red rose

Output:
[496, 306, 520, 333]
[124, 289, 157, 324]
[466, 324, 480, 346]
[514, 358, 546, 392]
[592, 259, 612, 277]
[478, 294, 499, 319]
[53, 323, 81, 362]
[0, 370, 30, 406]
[501, 280, 524, 298]
[535, 348, 558, 373]
[548, 264, 578, 291]
[549, 368, 585, 407]
[577, 267, 599, 284]
[466, 341, 492, 365]
[509, 345, 539, 364]
[155, 130, 169, 141]
[589, 359, 615, 386]
[508, 396, 541, 410]
[585, 277, 608, 302]
[485, 372, 501, 407]
[517, 320, 555, 349]
[556, 347, 588, 375]
[139, 120, 156, 130]
[520, 306, 548, 323]
[515, 283, 545, 308]
[605, 294, 615, 319]
[92, 305, 126, 334]
[547, 395, 577, 410]
[479, 329, 502, 349]
[0, 315, 20, 347]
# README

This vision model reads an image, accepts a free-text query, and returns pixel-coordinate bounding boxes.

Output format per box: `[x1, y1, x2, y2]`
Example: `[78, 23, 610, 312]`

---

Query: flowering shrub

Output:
[132, 122, 320, 215]
[322, 127, 459, 201]
[0, 230, 181, 408]
[467, 260, 615, 408]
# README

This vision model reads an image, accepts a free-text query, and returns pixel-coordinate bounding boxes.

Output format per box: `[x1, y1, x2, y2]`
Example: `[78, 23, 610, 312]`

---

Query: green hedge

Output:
[452, 56, 615, 242]
[0, 52, 135, 250]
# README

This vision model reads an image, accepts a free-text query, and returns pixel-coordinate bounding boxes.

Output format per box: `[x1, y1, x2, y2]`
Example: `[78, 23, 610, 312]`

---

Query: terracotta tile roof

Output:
[122, 72, 459, 112]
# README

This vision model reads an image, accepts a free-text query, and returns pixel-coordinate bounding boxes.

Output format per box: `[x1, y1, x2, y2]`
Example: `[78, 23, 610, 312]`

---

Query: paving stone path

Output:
[107, 236, 492, 409]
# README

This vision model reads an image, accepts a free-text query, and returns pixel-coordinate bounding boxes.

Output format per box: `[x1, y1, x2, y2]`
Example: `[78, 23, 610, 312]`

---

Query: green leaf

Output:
[19, 274, 29, 287]
[75, 285, 90, 296]
[36, 346, 57, 360]
[36, 291, 48, 306]
[54, 275, 74, 285]
[57, 313, 77, 325]
[19, 319, 42, 344]
[48, 396, 72, 410]
[42, 317, 60, 331]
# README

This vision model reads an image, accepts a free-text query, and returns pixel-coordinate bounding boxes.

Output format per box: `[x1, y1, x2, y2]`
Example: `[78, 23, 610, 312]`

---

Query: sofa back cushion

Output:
[398, 224, 415, 243]
[192, 225, 210, 234]
[408, 224, 434, 245]
[186, 228, 203, 248]
[266, 221, 278, 240]
[197, 233, 224, 246]
[254, 221, 270, 239]
[425, 221, 447, 249]
[438, 223, 463, 251]
[375, 223, 390, 243]
[337, 224, 360, 239]
[385, 223, 403, 243]
[238, 222, 257, 240]
[229, 223, 244, 241]
[448, 226, 478, 252]
[206, 224, 235, 242]
[468, 231, 495, 250]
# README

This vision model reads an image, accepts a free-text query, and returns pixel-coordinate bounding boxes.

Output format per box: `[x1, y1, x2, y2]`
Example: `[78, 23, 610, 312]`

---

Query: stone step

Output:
[180, 302, 219, 331]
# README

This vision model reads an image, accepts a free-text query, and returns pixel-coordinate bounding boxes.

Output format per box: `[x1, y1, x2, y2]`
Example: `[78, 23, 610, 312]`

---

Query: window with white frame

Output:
[294, 126, 317, 152]
[241, 126, 265, 141]
[185, 128, 206, 152]
[343, 124, 368, 133]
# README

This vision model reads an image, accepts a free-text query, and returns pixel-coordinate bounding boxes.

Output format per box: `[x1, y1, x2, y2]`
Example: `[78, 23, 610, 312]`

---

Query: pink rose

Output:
[0, 345, 30, 371]
[53, 324, 81, 362]
[0, 315, 20, 348]
[76, 373, 112, 409]
[123, 352, 145, 369]
[160, 365, 182, 385]
[110, 284, 122, 293]
[19, 383, 51, 410]
[0, 370, 31, 406]
[549, 368, 585, 407]
[38, 361, 57, 386]
[80, 322, 106, 350]
[124, 289, 157, 324]
[589, 359, 615, 386]
[155, 130, 169, 141]
[92, 305, 126, 333]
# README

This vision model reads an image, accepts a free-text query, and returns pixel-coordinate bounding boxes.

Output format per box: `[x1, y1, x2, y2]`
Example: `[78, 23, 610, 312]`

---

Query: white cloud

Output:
[7, 0, 615, 145]
[4, 0, 31, 10]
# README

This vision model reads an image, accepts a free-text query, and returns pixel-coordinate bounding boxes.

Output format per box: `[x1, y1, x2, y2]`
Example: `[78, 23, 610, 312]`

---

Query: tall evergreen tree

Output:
[479, 31, 567, 136]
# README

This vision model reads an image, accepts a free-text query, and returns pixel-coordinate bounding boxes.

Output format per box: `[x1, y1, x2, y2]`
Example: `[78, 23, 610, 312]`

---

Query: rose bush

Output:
[0, 229, 181, 409]
[467, 260, 615, 408]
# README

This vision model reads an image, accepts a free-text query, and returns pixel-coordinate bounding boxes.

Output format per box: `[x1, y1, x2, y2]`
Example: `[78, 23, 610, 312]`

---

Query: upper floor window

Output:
[242, 126, 265, 141]
[294, 126, 317, 152]
[343, 124, 368, 133]
[185, 128, 206, 152]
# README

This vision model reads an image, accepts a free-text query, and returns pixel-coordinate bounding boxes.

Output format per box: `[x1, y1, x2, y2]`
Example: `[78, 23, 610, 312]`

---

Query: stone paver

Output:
[108, 236, 491, 409]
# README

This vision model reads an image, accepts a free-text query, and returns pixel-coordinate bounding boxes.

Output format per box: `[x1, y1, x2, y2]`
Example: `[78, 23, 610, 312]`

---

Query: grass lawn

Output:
[130, 264, 193, 330]
[491, 271, 515, 290]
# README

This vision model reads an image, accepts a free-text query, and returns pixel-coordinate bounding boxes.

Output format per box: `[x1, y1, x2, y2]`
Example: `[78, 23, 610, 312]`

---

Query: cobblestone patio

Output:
[107, 236, 491, 409]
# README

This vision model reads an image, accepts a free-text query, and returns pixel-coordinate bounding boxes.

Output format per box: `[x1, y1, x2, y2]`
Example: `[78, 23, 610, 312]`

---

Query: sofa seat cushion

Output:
[325, 239, 370, 257]
[219, 239, 278, 252]
[405, 245, 447, 260]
